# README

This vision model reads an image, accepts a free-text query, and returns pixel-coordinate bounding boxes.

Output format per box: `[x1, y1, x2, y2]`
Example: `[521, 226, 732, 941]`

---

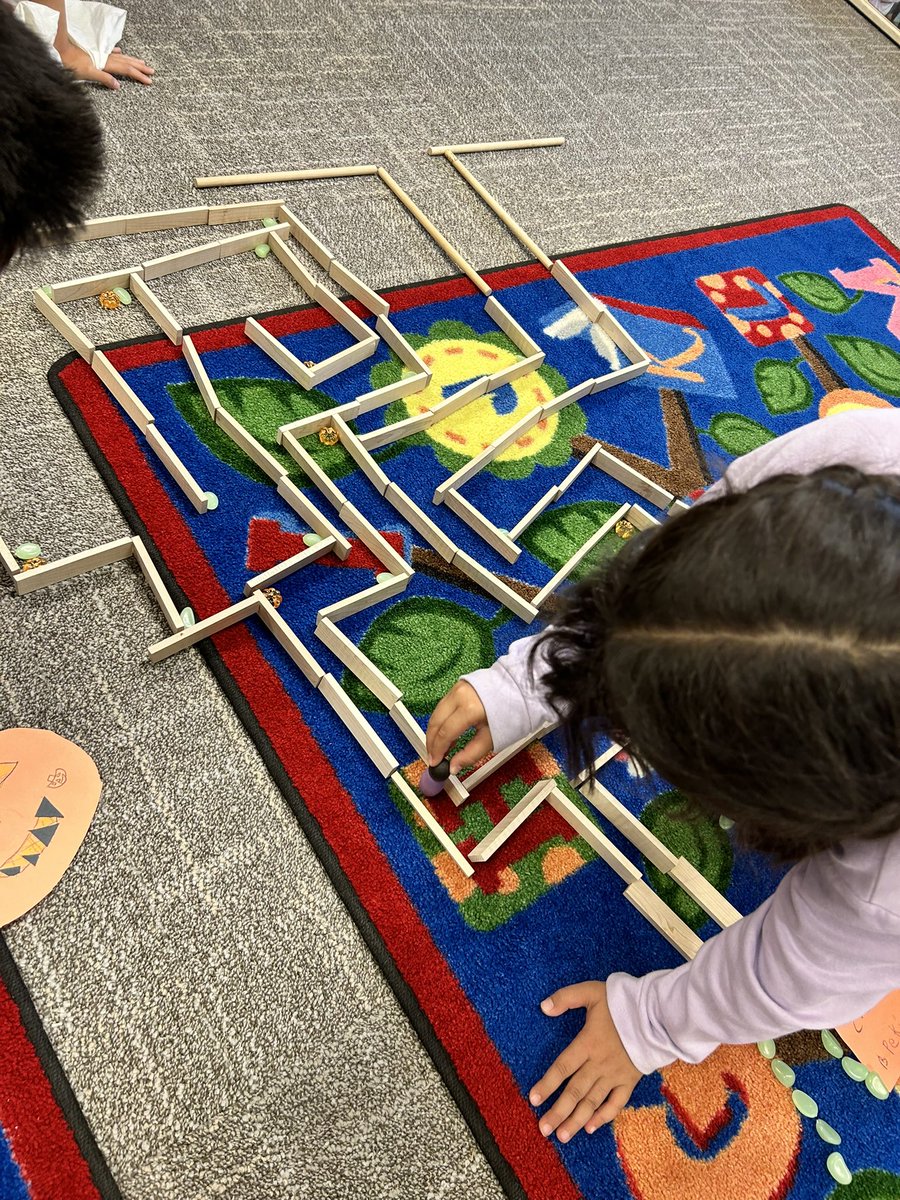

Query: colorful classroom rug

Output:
[39, 205, 900, 1200]
[0, 939, 122, 1200]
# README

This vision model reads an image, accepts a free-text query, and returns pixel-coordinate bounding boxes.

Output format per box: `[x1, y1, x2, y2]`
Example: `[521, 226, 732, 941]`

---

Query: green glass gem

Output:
[376, 572, 398, 584]
[13, 542, 41, 561]
[757, 1039, 776, 1060]
[841, 1057, 869, 1082]
[180, 607, 196, 627]
[791, 1089, 818, 1119]
[40, 285, 53, 298]
[820, 1030, 844, 1059]
[719, 815, 735, 830]
[865, 1071, 890, 1100]
[826, 1152, 852, 1187]
[771, 1058, 796, 1088]
[113, 287, 132, 305]
[261, 217, 279, 228]
[816, 1119, 841, 1146]
[254, 243, 271, 259]
[302, 533, 323, 547]
[204, 491, 219, 511]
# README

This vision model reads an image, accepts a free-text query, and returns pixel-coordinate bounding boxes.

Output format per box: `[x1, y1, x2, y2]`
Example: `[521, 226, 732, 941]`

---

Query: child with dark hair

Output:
[425, 406, 900, 1143]
[0, 2, 104, 269]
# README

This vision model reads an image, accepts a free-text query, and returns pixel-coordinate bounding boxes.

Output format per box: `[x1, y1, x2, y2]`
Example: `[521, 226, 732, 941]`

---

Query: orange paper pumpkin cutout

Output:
[0, 728, 102, 926]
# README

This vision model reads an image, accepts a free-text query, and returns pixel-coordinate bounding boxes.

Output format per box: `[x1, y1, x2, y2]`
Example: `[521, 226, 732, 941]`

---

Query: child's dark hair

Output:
[533, 466, 900, 861]
[0, 7, 104, 269]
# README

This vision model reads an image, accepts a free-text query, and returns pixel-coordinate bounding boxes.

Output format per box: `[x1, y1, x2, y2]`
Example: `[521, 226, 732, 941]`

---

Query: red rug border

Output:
[36, 204, 899, 1200]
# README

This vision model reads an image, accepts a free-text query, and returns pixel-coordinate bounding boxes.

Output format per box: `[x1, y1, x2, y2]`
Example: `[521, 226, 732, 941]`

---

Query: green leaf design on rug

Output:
[705, 412, 776, 456]
[168, 376, 340, 484]
[640, 790, 733, 930]
[778, 271, 861, 314]
[754, 357, 814, 415]
[825, 335, 900, 396]
[521, 500, 622, 582]
[827, 1169, 900, 1199]
[344, 597, 496, 715]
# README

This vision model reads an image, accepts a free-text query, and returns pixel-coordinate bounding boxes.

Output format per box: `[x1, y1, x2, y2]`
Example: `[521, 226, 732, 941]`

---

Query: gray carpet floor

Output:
[0, 1, 898, 1197]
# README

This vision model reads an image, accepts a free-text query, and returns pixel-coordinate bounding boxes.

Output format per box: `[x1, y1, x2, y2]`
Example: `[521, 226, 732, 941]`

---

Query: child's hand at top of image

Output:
[530, 981, 642, 1141]
[424, 680, 493, 774]
[60, 42, 154, 89]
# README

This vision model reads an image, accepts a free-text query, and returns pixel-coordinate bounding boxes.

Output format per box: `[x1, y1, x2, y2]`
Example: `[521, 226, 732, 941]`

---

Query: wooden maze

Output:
[2, 138, 741, 959]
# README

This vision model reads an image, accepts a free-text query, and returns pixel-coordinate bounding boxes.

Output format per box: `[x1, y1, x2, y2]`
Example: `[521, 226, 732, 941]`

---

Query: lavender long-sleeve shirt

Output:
[462, 409, 900, 1073]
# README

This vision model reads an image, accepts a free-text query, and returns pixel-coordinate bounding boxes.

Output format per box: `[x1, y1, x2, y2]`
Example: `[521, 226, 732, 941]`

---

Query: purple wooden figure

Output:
[420, 757, 451, 796]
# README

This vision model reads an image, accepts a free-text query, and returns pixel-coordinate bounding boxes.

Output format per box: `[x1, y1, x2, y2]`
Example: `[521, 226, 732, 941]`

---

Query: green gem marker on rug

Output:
[113, 287, 132, 305]
[376, 572, 398, 584]
[254, 244, 271, 260]
[865, 1071, 890, 1100]
[719, 815, 735, 830]
[826, 1152, 853, 1186]
[40, 285, 53, 299]
[757, 1039, 776, 1059]
[816, 1119, 842, 1145]
[261, 217, 279, 228]
[791, 1089, 818, 1118]
[771, 1058, 795, 1087]
[205, 492, 219, 511]
[180, 607, 196, 627]
[302, 533, 323, 547]
[821, 1029, 844, 1059]
[841, 1056, 869, 1082]
[13, 542, 41, 561]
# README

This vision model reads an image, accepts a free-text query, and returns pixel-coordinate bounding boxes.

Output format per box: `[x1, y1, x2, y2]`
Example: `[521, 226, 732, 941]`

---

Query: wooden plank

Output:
[316, 617, 402, 709]
[142, 240, 222, 281]
[428, 137, 565, 155]
[181, 334, 220, 419]
[145, 425, 209, 513]
[358, 408, 436, 452]
[483, 352, 545, 391]
[374, 315, 432, 376]
[206, 199, 287, 224]
[279, 432, 350, 519]
[442, 489, 520, 563]
[0, 535, 21, 580]
[308, 335, 378, 389]
[433, 406, 545, 501]
[450, 548, 539, 623]
[596, 308, 649, 367]
[317, 572, 408, 623]
[294, 222, 334, 271]
[593, 447, 674, 509]
[51, 268, 141, 304]
[667, 858, 743, 929]
[69, 214, 128, 241]
[92, 352, 154, 430]
[384, 483, 459, 563]
[244, 317, 316, 388]
[590, 360, 648, 395]
[547, 788, 643, 885]
[553, 443, 600, 500]
[507, 487, 560, 542]
[318, 672, 399, 775]
[624, 503, 659, 532]
[355, 370, 430, 412]
[581, 778, 677, 872]
[131, 536, 183, 632]
[388, 700, 428, 760]
[568, 741, 623, 789]
[244, 537, 336, 595]
[329, 415, 391, 495]
[256, 599, 325, 687]
[32, 288, 94, 363]
[124, 206, 210, 234]
[276, 477, 352, 556]
[464, 721, 558, 792]
[215, 407, 284, 482]
[216, 223, 289, 260]
[312, 282, 373, 344]
[195, 166, 378, 188]
[14, 537, 135, 596]
[550, 259, 605, 321]
[443, 152, 552, 269]
[540, 378, 594, 418]
[532, 502, 631, 607]
[484, 296, 542, 356]
[328, 259, 390, 316]
[391, 772, 474, 877]
[128, 274, 183, 346]
[268, 232, 318, 297]
[147, 594, 261, 663]
[377, 168, 492, 296]
[624, 879, 703, 960]
[469, 778, 556, 862]
[425, 376, 489, 424]
[338, 501, 410, 577]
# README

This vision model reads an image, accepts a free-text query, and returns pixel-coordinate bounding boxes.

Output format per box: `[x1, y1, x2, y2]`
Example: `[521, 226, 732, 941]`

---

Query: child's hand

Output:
[530, 981, 641, 1141]
[425, 680, 492, 773]
[61, 42, 155, 88]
